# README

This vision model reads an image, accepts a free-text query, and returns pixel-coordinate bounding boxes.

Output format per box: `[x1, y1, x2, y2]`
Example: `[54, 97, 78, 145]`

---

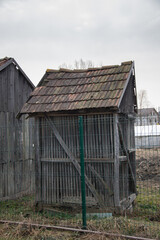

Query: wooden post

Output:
[118, 123, 136, 193]
[113, 114, 120, 207]
[35, 117, 42, 210]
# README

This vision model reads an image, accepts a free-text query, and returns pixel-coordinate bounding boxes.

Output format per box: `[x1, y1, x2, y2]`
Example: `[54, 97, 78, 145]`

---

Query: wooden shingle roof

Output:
[20, 61, 134, 115]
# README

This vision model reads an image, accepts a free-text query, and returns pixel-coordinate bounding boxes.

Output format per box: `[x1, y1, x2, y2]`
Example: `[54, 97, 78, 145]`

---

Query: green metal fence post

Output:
[79, 116, 87, 229]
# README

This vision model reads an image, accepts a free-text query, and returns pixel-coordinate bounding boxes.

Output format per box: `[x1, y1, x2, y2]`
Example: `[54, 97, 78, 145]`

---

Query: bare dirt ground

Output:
[136, 148, 160, 182]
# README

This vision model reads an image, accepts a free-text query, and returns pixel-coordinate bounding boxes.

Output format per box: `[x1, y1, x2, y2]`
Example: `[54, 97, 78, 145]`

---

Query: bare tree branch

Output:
[59, 59, 101, 70]
[138, 90, 151, 109]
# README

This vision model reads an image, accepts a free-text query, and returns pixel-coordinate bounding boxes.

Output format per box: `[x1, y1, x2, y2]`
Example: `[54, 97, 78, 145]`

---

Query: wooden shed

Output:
[0, 57, 35, 200]
[20, 61, 137, 210]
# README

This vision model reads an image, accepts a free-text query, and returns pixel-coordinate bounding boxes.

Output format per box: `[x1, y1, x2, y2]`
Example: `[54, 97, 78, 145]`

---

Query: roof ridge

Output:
[0, 56, 11, 62]
[121, 61, 133, 65]
[46, 61, 133, 73]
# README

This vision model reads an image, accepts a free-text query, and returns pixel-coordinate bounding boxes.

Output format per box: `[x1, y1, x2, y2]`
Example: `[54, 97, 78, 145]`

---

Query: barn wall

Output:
[0, 63, 35, 200]
[0, 64, 33, 113]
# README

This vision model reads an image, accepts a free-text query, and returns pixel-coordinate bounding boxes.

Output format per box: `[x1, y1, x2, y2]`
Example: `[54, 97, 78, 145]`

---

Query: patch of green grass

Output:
[0, 195, 78, 226]
[0, 187, 160, 239]
[0, 195, 35, 220]
[42, 210, 73, 220]
[134, 184, 160, 219]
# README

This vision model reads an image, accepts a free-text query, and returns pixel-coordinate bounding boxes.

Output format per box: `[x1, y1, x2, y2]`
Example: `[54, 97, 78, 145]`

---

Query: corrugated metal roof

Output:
[20, 61, 134, 115]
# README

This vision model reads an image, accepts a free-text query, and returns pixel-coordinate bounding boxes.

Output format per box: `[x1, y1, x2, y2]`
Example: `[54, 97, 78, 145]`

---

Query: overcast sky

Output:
[0, 0, 160, 108]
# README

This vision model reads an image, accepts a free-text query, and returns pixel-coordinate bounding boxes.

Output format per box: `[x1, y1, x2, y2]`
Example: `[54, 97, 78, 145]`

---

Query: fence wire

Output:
[0, 115, 159, 239]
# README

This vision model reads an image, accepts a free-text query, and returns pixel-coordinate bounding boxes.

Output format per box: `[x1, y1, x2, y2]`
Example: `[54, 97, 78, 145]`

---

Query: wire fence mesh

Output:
[0, 114, 160, 239]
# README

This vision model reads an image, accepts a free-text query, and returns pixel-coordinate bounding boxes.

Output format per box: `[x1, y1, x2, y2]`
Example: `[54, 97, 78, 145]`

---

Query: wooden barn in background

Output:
[20, 60, 137, 210]
[0, 57, 35, 200]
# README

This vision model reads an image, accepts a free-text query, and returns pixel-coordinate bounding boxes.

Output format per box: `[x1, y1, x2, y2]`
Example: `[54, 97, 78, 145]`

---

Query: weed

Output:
[0, 182, 160, 239]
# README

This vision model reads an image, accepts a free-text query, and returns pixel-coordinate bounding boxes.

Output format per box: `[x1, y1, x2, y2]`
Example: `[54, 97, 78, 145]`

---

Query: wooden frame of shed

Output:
[20, 61, 137, 210]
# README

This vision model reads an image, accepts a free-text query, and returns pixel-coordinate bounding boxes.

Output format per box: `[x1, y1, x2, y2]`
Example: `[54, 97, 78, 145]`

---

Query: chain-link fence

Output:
[0, 115, 160, 239]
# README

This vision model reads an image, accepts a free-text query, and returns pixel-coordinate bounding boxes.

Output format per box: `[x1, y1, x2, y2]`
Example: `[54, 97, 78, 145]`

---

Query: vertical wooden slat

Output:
[103, 115, 107, 158]
[113, 114, 120, 207]
[35, 117, 41, 206]
[53, 162, 56, 203]
[97, 115, 102, 158]
[110, 115, 114, 158]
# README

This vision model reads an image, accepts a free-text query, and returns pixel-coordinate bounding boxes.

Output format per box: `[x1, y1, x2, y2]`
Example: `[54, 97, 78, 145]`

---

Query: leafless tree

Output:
[138, 89, 150, 109]
[59, 59, 101, 70]
[74, 59, 94, 69]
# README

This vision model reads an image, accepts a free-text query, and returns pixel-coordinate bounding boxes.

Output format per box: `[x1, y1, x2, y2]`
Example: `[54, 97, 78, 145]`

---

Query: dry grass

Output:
[0, 186, 160, 239]
[0, 223, 115, 240]
[0, 223, 76, 240]
[0, 148, 160, 239]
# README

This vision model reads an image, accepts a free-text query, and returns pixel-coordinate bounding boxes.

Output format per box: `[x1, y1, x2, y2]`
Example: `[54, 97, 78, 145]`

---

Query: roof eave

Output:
[18, 106, 119, 118]
[12, 58, 35, 89]
[0, 58, 13, 72]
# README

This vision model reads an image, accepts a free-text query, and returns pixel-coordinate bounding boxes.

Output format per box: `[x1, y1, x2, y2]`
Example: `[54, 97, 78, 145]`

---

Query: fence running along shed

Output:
[20, 60, 137, 210]
[0, 57, 35, 200]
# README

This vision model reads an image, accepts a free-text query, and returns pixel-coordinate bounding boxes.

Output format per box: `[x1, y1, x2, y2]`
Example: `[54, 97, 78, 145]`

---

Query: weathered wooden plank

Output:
[40, 157, 127, 163]
[118, 123, 136, 192]
[69, 162, 73, 198]
[113, 114, 120, 207]
[120, 193, 136, 210]
[41, 162, 45, 203]
[59, 163, 62, 203]
[56, 163, 60, 203]
[110, 116, 114, 158]
[3, 68, 8, 111]
[87, 164, 113, 196]
[0, 73, 3, 111]
[35, 117, 42, 205]
[8, 64, 15, 112]
[98, 115, 102, 158]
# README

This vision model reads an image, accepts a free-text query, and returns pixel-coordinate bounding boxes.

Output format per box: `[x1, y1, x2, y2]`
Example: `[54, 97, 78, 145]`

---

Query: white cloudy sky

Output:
[0, 0, 160, 108]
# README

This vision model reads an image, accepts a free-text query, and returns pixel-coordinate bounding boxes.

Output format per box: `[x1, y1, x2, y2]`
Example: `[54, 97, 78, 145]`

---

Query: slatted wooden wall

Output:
[37, 114, 132, 207]
[0, 64, 34, 200]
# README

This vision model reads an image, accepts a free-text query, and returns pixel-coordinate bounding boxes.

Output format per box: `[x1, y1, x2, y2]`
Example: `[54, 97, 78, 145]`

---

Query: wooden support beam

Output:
[87, 164, 113, 196]
[118, 123, 136, 193]
[113, 114, 120, 207]
[40, 157, 127, 163]
[35, 117, 42, 207]
[44, 115, 106, 208]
